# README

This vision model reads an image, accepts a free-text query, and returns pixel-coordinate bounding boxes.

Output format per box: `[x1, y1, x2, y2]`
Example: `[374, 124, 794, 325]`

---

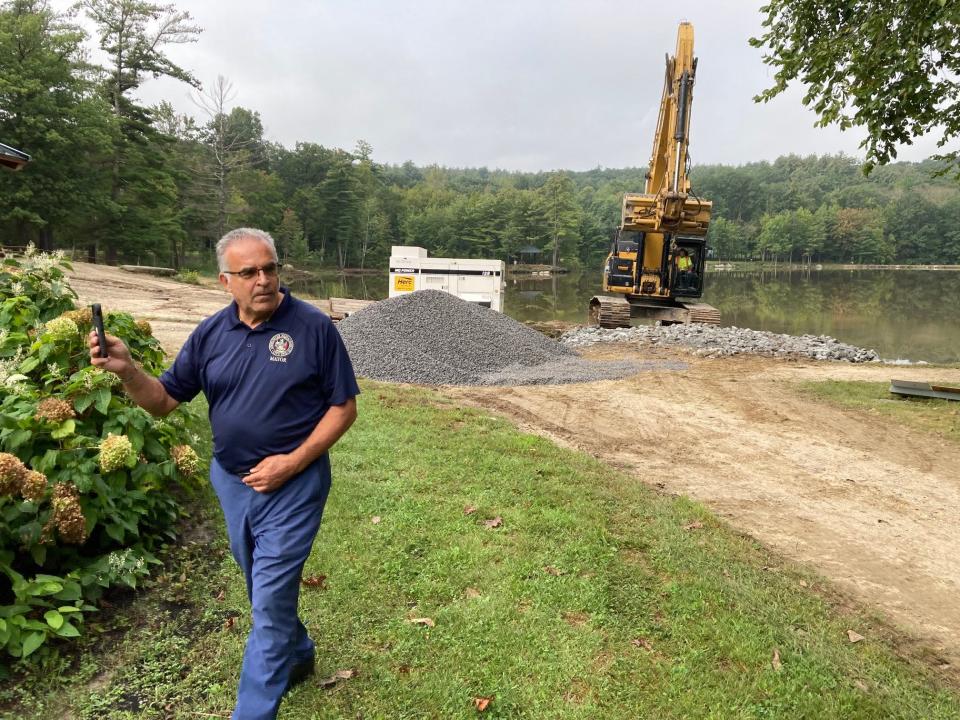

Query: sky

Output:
[59, 0, 943, 172]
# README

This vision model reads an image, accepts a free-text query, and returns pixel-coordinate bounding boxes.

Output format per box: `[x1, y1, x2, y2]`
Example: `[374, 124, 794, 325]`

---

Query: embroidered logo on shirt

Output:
[268, 333, 294, 363]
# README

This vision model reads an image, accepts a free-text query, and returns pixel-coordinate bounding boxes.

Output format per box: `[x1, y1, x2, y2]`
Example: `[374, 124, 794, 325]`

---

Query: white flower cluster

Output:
[29, 253, 62, 273]
[107, 548, 146, 575]
[99, 433, 134, 472]
[83, 366, 115, 389]
[0, 349, 27, 390]
[19, 245, 66, 275]
[42, 316, 78, 342]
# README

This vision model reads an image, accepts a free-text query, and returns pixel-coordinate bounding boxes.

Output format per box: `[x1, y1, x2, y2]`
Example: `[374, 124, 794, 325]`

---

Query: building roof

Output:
[0, 143, 31, 171]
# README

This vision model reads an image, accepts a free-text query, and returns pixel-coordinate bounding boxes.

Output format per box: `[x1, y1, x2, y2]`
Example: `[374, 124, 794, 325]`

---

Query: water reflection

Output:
[288, 268, 960, 363]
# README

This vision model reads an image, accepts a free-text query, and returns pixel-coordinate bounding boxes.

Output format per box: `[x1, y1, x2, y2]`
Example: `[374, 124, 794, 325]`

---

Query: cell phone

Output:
[91, 303, 108, 358]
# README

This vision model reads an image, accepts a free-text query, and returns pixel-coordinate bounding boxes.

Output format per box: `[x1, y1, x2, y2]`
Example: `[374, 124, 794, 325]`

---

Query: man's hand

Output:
[243, 453, 302, 493]
[88, 330, 179, 417]
[88, 330, 136, 381]
[242, 399, 357, 493]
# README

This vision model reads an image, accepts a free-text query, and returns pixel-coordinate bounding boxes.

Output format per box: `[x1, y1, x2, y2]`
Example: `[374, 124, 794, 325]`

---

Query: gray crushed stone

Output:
[560, 324, 880, 363]
[337, 290, 672, 385]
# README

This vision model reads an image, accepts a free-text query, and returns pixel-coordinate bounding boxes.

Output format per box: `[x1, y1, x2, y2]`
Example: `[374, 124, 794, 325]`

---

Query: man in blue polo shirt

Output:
[89, 227, 359, 719]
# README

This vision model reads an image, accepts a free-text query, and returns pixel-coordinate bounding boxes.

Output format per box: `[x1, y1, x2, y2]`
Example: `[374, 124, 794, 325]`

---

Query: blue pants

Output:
[210, 456, 332, 720]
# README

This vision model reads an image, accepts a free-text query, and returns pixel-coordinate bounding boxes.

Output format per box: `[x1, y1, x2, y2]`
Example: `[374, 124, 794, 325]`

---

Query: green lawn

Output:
[800, 379, 960, 446]
[4, 381, 959, 719]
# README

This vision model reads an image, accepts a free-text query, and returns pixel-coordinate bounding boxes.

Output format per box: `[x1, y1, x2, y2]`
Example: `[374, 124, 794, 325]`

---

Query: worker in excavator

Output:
[676, 248, 698, 290]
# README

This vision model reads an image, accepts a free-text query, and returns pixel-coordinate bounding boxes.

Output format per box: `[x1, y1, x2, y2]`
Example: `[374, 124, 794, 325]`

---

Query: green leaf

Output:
[4, 429, 32, 450]
[36, 449, 58, 473]
[29, 581, 63, 596]
[54, 621, 80, 638]
[53, 584, 81, 602]
[116, 516, 139, 535]
[74, 393, 95, 413]
[34, 574, 65, 583]
[144, 436, 165, 458]
[105, 523, 125, 543]
[57, 606, 81, 614]
[44, 610, 63, 630]
[29, 544, 47, 566]
[94, 387, 111, 415]
[0, 605, 32, 618]
[51, 419, 76, 439]
[21, 631, 45, 657]
[19, 357, 40, 374]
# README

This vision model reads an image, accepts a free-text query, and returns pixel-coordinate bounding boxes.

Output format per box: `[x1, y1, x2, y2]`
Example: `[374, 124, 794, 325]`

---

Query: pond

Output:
[287, 268, 960, 364]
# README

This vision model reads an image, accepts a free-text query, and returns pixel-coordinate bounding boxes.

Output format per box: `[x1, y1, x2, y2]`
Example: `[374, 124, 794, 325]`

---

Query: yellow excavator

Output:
[590, 22, 719, 328]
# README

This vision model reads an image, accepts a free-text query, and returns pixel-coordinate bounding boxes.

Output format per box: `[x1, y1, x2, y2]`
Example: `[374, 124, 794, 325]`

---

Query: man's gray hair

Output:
[216, 228, 278, 272]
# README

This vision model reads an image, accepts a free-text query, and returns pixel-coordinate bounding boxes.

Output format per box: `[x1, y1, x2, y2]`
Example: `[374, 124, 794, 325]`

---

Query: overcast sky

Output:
[62, 0, 942, 172]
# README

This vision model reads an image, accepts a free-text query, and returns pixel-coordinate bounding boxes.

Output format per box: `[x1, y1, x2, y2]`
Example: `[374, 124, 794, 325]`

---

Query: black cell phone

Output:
[91, 303, 108, 358]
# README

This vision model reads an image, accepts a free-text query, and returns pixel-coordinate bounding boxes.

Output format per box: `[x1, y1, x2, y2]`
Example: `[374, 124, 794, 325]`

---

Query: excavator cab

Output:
[671, 237, 706, 297]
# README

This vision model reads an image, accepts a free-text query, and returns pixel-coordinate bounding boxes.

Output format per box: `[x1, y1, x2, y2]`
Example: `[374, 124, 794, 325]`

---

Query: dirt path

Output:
[69, 264, 960, 667]
[67, 262, 229, 354]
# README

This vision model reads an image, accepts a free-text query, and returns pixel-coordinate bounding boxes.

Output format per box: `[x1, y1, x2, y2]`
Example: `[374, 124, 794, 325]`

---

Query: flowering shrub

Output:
[0, 247, 205, 660]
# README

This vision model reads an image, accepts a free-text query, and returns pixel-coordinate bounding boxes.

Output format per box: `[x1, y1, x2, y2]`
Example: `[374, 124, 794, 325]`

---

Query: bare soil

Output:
[449, 347, 960, 668]
[67, 262, 229, 354]
[70, 262, 960, 668]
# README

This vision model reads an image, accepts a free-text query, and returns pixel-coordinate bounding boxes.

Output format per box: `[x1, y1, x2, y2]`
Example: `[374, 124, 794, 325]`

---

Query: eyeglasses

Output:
[222, 263, 282, 280]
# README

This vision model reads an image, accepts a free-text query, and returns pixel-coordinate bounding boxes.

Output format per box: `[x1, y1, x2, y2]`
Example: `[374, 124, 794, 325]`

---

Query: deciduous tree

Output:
[751, 1, 960, 175]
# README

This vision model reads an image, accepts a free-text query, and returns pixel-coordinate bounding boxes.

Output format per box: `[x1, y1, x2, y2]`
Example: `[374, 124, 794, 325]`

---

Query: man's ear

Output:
[218, 273, 229, 290]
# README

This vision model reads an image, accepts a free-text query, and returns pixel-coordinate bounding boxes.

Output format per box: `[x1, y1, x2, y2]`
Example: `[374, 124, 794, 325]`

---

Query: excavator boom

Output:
[624, 22, 711, 235]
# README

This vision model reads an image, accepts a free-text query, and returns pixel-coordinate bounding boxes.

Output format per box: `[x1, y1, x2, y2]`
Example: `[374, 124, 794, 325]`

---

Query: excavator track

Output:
[681, 302, 721, 325]
[589, 296, 632, 328]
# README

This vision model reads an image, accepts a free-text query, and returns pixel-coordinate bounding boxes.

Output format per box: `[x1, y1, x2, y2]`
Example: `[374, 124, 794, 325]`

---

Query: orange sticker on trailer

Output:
[394, 275, 415, 292]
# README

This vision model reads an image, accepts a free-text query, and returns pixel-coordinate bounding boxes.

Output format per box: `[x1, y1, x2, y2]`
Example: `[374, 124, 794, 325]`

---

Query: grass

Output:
[800, 380, 960, 445]
[4, 381, 960, 718]
[172, 270, 201, 285]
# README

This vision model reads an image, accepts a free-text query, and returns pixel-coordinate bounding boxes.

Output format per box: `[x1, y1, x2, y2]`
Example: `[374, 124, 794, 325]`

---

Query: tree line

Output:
[2, 1, 959, 273]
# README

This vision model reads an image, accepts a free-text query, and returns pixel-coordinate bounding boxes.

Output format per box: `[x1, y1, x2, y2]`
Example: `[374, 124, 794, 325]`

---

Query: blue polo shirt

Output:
[159, 288, 360, 474]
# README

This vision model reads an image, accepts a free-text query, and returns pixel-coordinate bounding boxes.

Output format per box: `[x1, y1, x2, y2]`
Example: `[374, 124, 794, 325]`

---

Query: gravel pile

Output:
[560, 323, 880, 363]
[337, 290, 660, 385]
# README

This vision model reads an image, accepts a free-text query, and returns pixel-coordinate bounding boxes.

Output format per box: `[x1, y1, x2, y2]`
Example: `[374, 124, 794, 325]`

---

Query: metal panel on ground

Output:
[889, 379, 960, 401]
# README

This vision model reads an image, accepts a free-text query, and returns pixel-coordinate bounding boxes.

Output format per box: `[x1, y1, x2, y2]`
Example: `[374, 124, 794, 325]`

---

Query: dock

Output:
[317, 297, 376, 321]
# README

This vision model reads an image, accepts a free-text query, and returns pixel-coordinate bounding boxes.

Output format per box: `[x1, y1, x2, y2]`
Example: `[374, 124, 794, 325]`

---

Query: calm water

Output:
[288, 269, 960, 364]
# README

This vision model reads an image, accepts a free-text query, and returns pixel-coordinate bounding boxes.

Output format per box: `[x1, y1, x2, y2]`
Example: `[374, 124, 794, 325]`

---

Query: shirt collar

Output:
[228, 287, 293, 331]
